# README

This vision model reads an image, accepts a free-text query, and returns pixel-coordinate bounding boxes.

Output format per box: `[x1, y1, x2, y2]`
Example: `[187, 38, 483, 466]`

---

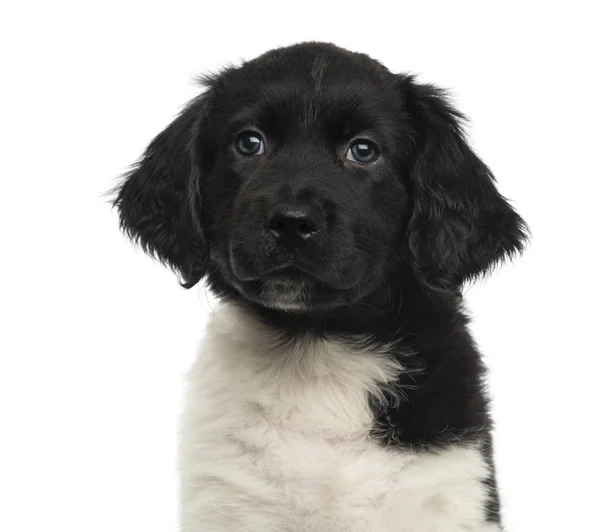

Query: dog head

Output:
[114, 43, 527, 312]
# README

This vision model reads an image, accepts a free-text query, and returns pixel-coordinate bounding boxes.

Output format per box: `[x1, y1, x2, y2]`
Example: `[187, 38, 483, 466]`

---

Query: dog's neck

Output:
[206, 272, 487, 451]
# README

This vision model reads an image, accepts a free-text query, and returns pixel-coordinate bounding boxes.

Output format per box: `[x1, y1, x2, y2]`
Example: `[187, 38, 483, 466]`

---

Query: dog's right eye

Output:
[235, 131, 265, 156]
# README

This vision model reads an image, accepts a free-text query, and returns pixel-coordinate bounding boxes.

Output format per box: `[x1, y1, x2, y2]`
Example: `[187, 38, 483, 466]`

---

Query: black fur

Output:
[114, 42, 528, 526]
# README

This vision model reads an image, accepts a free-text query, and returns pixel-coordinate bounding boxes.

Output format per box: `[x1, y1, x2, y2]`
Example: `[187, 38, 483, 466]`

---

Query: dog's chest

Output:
[179, 307, 496, 531]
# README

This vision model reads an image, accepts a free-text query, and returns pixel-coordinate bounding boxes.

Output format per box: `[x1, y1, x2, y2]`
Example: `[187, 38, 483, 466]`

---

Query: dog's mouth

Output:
[226, 235, 370, 311]
[263, 266, 319, 284]
[230, 263, 358, 312]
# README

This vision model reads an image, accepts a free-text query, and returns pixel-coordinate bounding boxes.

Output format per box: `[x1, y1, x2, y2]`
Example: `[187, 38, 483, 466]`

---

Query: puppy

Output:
[115, 42, 527, 532]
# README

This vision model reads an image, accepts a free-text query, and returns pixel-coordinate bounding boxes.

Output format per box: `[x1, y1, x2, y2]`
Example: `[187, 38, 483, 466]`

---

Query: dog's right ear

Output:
[113, 94, 211, 288]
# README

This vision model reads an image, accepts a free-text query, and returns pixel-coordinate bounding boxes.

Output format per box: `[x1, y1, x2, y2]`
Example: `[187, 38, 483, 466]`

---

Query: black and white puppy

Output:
[115, 42, 527, 531]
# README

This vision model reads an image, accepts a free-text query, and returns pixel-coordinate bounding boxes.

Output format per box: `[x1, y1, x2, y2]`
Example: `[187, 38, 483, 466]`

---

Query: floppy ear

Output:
[113, 95, 210, 288]
[401, 77, 528, 293]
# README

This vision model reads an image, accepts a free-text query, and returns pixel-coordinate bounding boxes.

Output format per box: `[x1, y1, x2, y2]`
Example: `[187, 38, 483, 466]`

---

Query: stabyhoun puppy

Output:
[114, 42, 528, 532]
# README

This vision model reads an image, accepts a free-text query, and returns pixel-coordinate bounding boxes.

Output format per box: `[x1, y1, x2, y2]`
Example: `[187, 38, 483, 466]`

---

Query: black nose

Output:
[267, 206, 320, 246]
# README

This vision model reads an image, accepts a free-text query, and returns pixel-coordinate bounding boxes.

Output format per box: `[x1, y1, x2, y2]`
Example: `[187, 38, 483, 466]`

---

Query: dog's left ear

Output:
[113, 95, 211, 288]
[400, 76, 528, 293]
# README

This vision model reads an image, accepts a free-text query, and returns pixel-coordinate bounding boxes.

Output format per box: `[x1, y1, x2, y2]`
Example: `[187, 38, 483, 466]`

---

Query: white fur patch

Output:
[179, 304, 498, 531]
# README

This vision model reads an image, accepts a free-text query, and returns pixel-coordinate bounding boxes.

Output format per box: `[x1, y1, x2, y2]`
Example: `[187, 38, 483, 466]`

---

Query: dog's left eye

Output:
[235, 131, 265, 156]
[346, 140, 380, 164]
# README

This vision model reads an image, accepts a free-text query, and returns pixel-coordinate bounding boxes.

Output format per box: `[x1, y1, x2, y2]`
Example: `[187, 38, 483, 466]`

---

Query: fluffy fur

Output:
[179, 305, 499, 532]
[114, 42, 527, 531]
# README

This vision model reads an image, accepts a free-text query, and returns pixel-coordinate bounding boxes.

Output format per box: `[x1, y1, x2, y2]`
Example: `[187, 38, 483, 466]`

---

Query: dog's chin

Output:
[251, 278, 317, 312]
[232, 269, 354, 313]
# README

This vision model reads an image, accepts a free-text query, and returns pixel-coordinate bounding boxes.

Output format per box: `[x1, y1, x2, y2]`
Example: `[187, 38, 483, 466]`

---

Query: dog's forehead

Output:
[310, 53, 328, 92]
[267, 48, 384, 86]
[218, 44, 391, 97]
[213, 46, 398, 133]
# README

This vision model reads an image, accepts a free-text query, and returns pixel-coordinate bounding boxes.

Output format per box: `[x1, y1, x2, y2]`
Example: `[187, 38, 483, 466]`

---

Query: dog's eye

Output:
[346, 140, 379, 164]
[235, 131, 265, 156]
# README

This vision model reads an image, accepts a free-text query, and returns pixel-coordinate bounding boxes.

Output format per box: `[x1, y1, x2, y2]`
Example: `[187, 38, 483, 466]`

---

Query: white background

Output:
[1, 2, 599, 531]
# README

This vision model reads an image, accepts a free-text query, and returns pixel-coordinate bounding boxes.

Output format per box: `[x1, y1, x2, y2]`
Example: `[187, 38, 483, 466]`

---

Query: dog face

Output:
[115, 43, 527, 312]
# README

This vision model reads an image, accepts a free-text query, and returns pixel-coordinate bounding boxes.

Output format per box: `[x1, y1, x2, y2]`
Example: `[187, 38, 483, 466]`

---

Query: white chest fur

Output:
[179, 305, 498, 532]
